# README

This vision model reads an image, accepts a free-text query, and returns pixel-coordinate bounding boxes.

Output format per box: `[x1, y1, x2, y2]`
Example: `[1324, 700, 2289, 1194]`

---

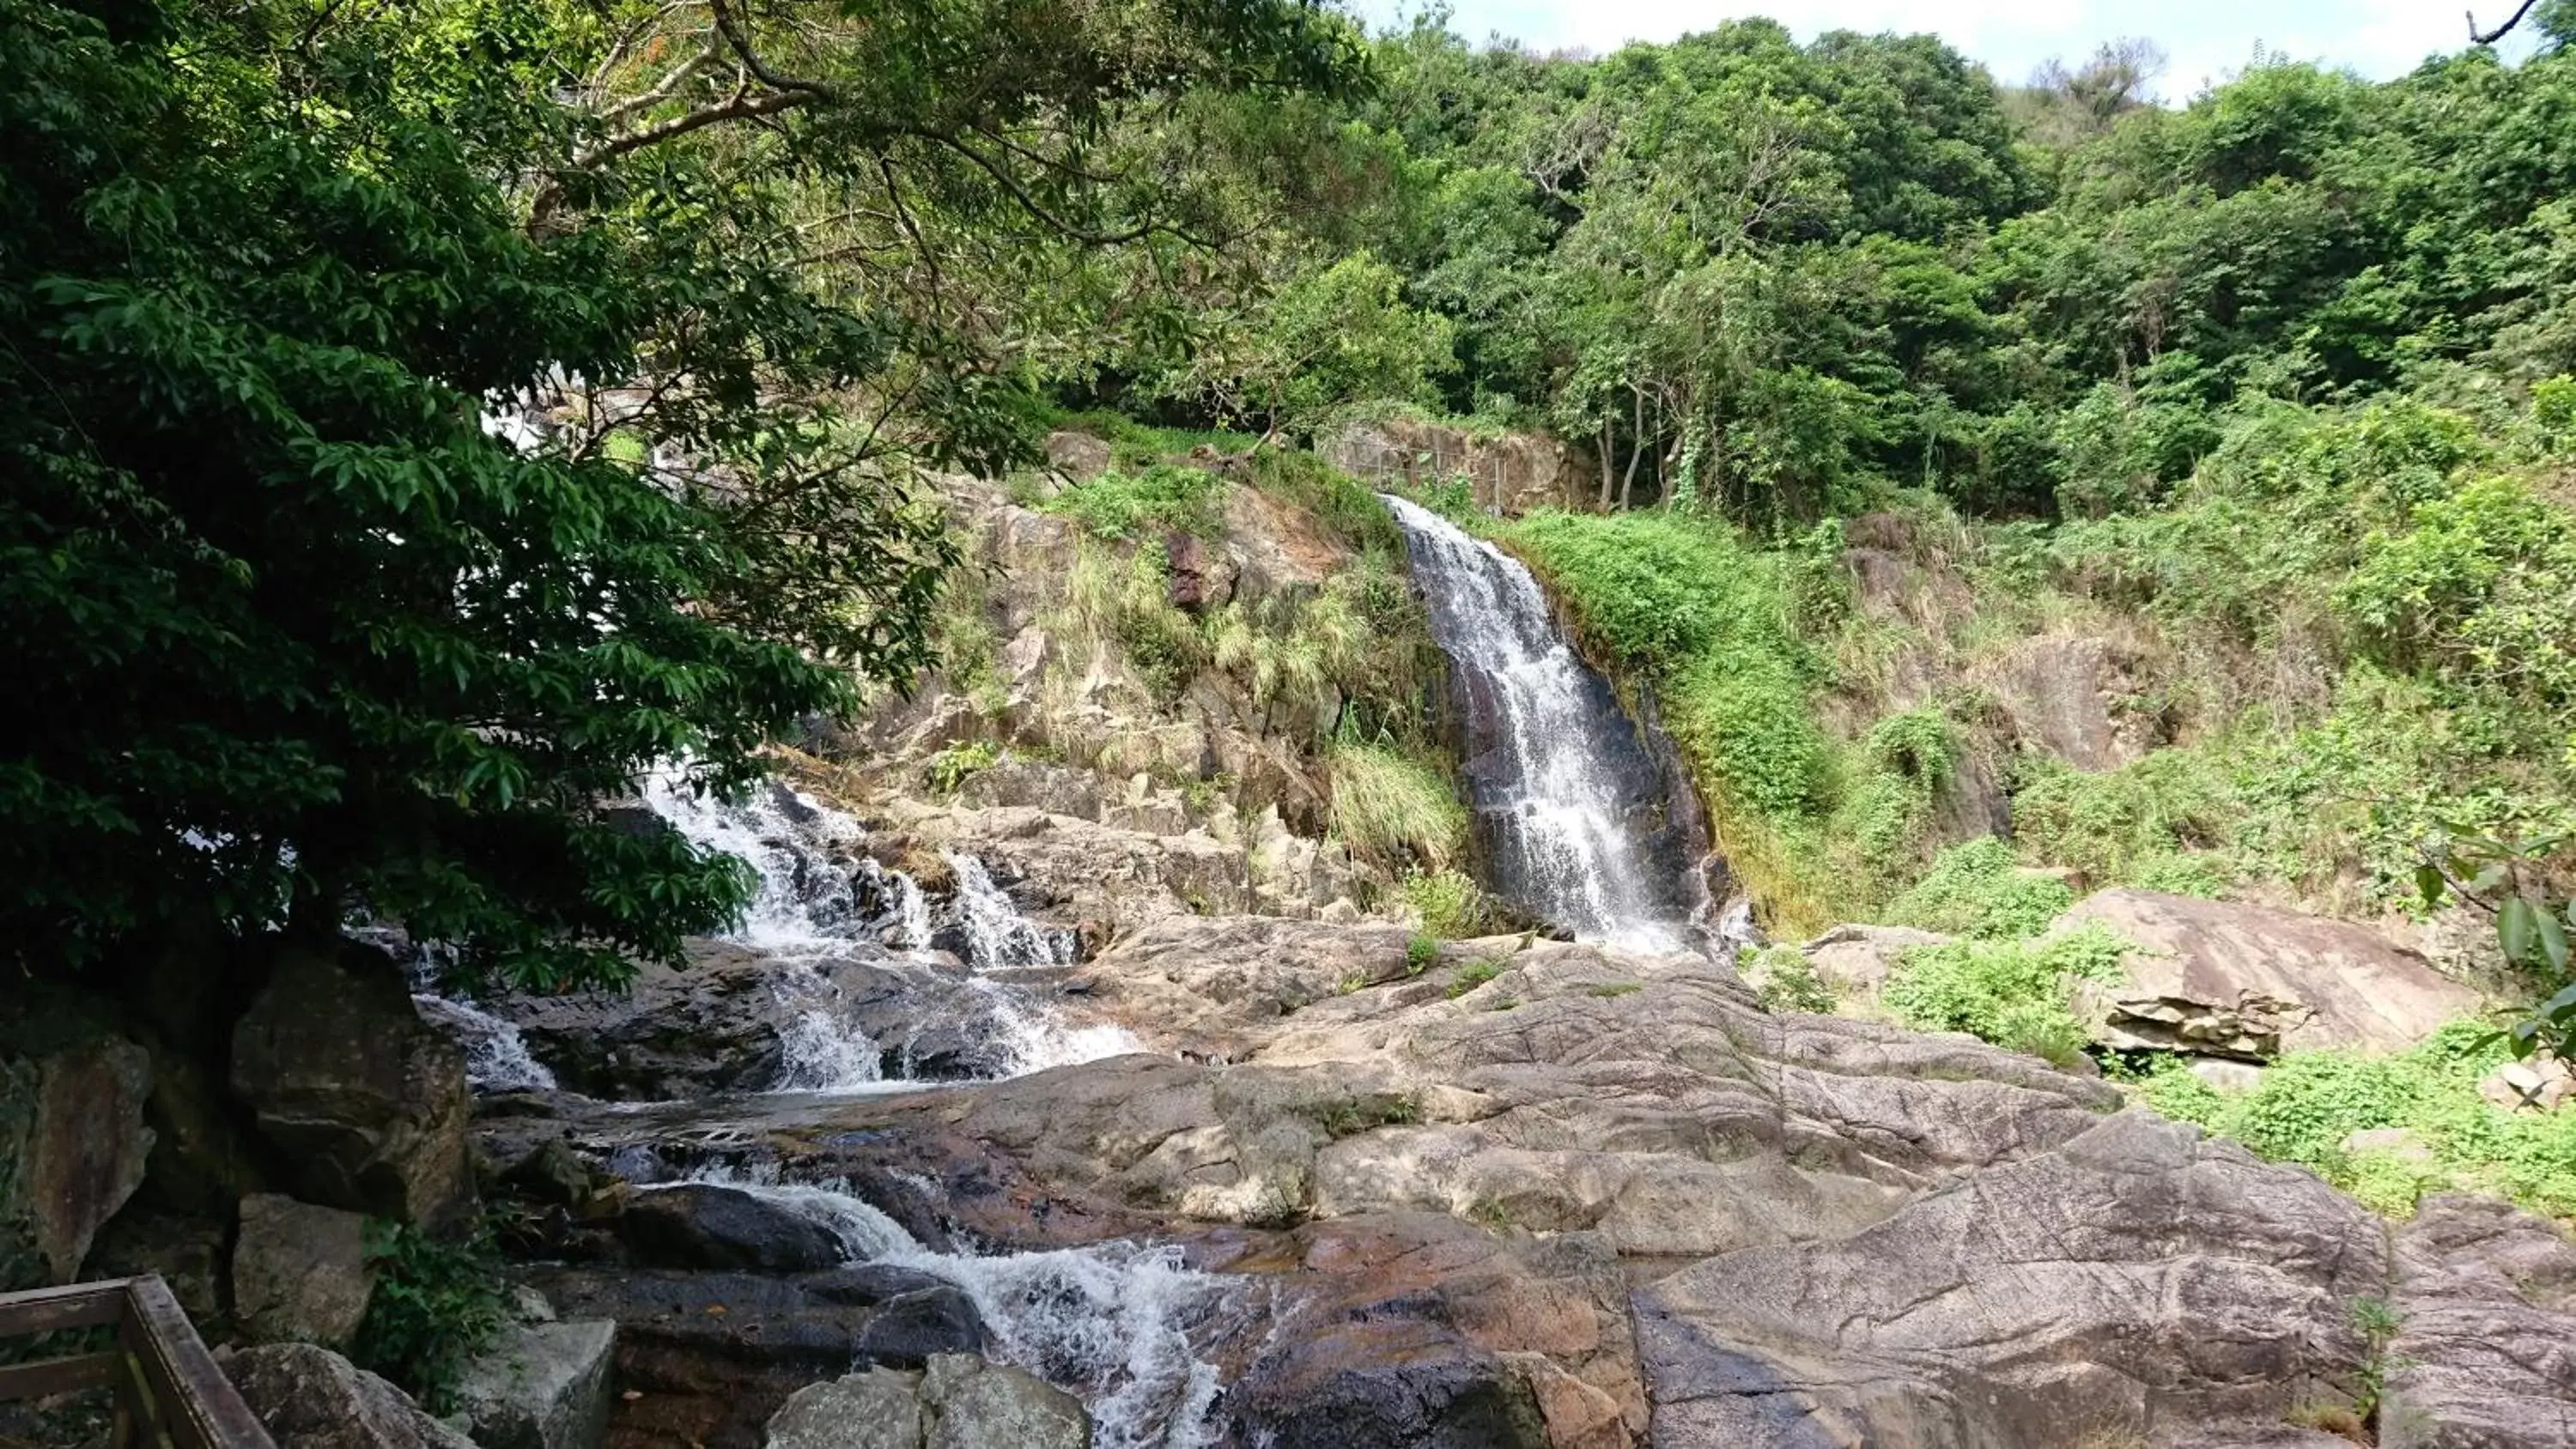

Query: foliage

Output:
[1447, 956, 1504, 997]
[1043, 464, 1231, 541]
[1883, 839, 2075, 940]
[1401, 869, 1492, 938]
[2138, 1022, 2576, 1219]
[1328, 743, 1467, 869]
[1880, 925, 2129, 1068]
[1744, 944, 1837, 1014]
[925, 741, 1001, 795]
[352, 1222, 510, 1413]
[1405, 930, 1440, 975]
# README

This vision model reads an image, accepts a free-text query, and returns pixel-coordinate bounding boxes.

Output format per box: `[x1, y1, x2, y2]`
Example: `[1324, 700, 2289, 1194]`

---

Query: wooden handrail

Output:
[0, 1276, 276, 1449]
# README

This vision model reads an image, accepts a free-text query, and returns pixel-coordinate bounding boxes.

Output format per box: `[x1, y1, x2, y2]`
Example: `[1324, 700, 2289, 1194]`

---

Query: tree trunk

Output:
[1620, 384, 1644, 510]
[1598, 421, 1614, 506]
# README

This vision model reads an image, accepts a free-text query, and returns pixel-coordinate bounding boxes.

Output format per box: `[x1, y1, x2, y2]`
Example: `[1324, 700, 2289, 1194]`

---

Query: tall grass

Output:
[1328, 742, 1467, 869]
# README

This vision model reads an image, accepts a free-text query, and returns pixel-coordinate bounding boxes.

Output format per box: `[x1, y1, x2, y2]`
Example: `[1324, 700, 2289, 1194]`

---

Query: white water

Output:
[411, 993, 557, 1092]
[1382, 495, 1691, 953]
[948, 851, 1076, 968]
[661, 1167, 1235, 1449]
[635, 773, 1131, 1087]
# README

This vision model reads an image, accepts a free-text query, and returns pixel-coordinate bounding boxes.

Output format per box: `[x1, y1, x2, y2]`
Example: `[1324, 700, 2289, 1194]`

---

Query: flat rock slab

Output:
[2058, 888, 2481, 1055]
[455, 1319, 617, 1449]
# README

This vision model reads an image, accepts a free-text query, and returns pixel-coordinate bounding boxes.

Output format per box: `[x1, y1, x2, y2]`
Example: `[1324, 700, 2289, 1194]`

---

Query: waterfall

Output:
[948, 851, 1077, 968]
[640, 771, 868, 952]
[659, 1167, 1236, 1449]
[1381, 496, 1695, 954]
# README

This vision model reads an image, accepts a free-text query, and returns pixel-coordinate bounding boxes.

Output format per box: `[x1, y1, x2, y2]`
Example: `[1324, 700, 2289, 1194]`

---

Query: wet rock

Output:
[493, 943, 1002, 1099]
[0, 1027, 154, 1287]
[1635, 1111, 2386, 1446]
[2057, 889, 2482, 1057]
[453, 1319, 617, 1449]
[233, 1193, 374, 1349]
[920, 1354, 1089, 1449]
[767, 1366, 925, 1449]
[2385, 1194, 2576, 1447]
[231, 941, 473, 1226]
[222, 1342, 476, 1449]
[617, 1183, 848, 1273]
[524, 1265, 930, 1446]
[853, 1287, 987, 1368]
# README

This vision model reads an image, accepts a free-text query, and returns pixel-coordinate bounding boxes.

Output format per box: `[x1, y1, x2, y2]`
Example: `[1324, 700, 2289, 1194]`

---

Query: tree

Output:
[0, 0, 1364, 988]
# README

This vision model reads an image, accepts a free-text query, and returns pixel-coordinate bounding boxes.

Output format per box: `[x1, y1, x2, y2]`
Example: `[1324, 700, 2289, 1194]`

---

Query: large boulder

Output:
[2384, 1194, 2576, 1447]
[1635, 1110, 2389, 1446]
[1798, 924, 1952, 1001]
[232, 1193, 374, 1349]
[222, 1342, 477, 1449]
[0, 1025, 153, 1288]
[767, 1366, 927, 1449]
[453, 1319, 618, 1449]
[617, 1183, 850, 1273]
[920, 1354, 1090, 1449]
[231, 943, 472, 1226]
[764, 1356, 1089, 1449]
[2056, 889, 2482, 1057]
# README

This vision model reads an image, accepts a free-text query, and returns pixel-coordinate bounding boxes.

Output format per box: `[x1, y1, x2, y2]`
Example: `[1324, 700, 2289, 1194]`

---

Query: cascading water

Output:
[659, 1167, 1237, 1449]
[411, 994, 558, 1093]
[1382, 495, 1697, 954]
[948, 851, 1077, 968]
[635, 771, 1133, 1087]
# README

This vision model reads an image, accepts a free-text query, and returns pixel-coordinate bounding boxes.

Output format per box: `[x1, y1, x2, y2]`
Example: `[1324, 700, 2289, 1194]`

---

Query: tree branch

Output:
[2470, 0, 2545, 44]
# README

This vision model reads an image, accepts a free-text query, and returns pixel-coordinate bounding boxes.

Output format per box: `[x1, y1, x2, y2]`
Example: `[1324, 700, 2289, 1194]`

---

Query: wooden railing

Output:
[0, 1276, 275, 1449]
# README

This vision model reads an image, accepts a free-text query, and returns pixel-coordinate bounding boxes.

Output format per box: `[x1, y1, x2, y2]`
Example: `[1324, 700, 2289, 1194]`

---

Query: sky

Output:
[1347, 1, 2544, 100]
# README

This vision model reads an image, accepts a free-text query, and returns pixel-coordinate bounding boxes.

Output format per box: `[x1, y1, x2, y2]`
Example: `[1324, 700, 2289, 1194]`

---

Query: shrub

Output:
[1401, 868, 1492, 937]
[1880, 924, 2129, 1069]
[351, 1222, 510, 1413]
[1448, 957, 1505, 997]
[2136, 1021, 2576, 1219]
[1042, 463, 1230, 540]
[1405, 931, 1441, 975]
[1329, 743, 1468, 868]
[1743, 944, 1836, 1014]
[925, 740, 1000, 794]
[1883, 839, 2075, 939]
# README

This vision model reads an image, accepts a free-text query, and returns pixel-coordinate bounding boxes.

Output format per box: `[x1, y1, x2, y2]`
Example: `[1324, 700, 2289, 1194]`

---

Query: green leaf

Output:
[2539, 910, 2570, 977]
[2502, 896, 2541, 966]
[2415, 863, 2446, 908]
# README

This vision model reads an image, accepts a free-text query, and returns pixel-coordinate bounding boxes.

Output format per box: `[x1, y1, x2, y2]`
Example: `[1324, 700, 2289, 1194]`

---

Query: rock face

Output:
[231, 942, 473, 1226]
[453, 1319, 618, 1449]
[0, 1024, 154, 1288]
[1992, 632, 2163, 772]
[2057, 889, 2483, 1058]
[2385, 1194, 2576, 1447]
[1637, 1110, 2386, 1446]
[223, 1342, 477, 1449]
[1322, 416, 1593, 518]
[232, 1193, 374, 1349]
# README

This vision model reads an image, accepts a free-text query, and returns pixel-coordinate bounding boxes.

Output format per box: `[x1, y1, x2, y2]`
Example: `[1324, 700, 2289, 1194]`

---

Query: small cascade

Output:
[968, 978, 1143, 1075]
[947, 852, 1077, 968]
[640, 771, 867, 951]
[1381, 495, 1698, 953]
[857, 858, 935, 949]
[411, 994, 557, 1092]
[658, 1167, 1239, 1449]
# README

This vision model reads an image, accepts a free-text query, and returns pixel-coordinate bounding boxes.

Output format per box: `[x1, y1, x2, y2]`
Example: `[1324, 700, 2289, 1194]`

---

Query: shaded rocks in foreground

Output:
[453, 1318, 618, 1449]
[765, 1355, 1090, 1449]
[222, 1342, 475, 1449]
